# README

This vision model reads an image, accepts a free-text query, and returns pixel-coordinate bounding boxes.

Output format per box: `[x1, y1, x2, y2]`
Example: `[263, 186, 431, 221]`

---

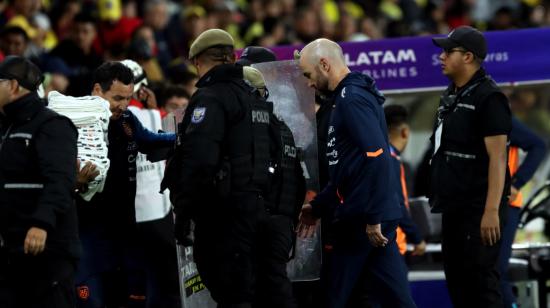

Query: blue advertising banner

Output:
[251, 28, 550, 93]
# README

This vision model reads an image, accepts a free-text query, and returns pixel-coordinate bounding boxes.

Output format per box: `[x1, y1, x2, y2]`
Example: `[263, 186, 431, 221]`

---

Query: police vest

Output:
[216, 81, 273, 194]
[430, 76, 509, 206]
[265, 107, 306, 220]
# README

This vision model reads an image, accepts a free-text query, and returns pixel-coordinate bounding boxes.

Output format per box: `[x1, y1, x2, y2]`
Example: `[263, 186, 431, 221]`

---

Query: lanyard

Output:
[0, 124, 14, 154]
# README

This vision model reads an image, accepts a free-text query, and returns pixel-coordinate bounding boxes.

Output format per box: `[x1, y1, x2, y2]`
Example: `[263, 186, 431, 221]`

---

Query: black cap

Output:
[432, 26, 487, 59]
[0, 56, 43, 91]
[237, 46, 277, 66]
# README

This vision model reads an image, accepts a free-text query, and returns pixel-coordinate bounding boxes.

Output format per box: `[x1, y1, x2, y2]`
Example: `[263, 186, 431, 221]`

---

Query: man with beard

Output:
[297, 39, 416, 308]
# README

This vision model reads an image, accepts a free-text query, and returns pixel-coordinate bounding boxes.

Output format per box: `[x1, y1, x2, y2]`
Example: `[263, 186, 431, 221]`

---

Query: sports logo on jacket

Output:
[191, 107, 206, 124]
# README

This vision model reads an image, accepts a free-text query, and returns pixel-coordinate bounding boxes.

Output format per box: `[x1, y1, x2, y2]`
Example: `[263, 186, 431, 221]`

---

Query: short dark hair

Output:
[0, 26, 29, 42]
[384, 105, 409, 131]
[158, 84, 189, 108]
[164, 85, 190, 99]
[92, 62, 134, 92]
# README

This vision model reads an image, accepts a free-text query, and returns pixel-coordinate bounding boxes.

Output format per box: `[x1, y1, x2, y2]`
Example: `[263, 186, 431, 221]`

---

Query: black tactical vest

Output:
[265, 106, 306, 220]
[218, 80, 272, 194]
[430, 75, 510, 208]
[0, 108, 63, 243]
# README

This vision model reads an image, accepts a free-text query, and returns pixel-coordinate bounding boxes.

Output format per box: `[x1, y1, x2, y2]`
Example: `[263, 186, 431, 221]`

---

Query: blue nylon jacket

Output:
[311, 72, 401, 225]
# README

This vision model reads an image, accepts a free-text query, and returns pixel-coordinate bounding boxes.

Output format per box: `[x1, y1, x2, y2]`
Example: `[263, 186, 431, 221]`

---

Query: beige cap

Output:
[243, 66, 266, 89]
[189, 29, 234, 59]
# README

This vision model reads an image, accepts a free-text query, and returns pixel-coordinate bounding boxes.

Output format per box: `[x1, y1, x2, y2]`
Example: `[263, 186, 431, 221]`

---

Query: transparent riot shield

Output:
[163, 111, 216, 308]
[253, 60, 321, 282]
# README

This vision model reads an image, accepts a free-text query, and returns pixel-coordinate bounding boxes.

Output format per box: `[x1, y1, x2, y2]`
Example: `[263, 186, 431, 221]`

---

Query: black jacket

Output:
[165, 64, 269, 220]
[0, 93, 80, 259]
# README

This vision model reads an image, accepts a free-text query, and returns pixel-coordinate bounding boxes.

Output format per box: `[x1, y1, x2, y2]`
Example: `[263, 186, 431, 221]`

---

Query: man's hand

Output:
[366, 224, 388, 247]
[481, 209, 500, 246]
[24, 227, 47, 255]
[297, 204, 319, 238]
[76, 159, 99, 193]
[510, 186, 519, 203]
[412, 240, 427, 256]
[138, 86, 158, 109]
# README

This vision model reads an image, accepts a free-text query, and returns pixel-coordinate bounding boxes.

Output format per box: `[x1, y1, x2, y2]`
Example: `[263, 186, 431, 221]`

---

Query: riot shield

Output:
[253, 60, 321, 282]
[163, 112, 216, 308]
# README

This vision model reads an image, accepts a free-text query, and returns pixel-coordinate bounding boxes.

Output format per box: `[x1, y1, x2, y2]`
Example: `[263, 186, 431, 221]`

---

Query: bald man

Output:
[297, 39, 416, 308]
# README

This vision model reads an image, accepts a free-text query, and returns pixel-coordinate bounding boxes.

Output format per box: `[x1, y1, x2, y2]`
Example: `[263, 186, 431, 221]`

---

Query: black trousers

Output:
[441, 204, 507, 308]
[193, 194, 296, 308]
[0, 250, 76, 308]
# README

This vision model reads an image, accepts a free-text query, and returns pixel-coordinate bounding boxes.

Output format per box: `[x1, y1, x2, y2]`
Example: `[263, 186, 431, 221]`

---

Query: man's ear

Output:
[9, 79, 20, 95]
[319, 57, 330, 73]
[464, 52, 476, 64]
[91, 83, 102, 96]
[401, 125, 410, 139]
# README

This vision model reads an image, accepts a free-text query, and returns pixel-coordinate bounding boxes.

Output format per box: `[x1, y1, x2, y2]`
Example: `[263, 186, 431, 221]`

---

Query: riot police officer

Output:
[163, 29, 277, 308]
[0, 56, 80, 308]
[430, 26, 512, 307]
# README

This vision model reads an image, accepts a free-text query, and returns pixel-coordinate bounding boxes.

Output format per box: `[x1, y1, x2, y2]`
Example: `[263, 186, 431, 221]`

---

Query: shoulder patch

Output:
[191, 107, 206, 124]
[341, 87, 346, 98]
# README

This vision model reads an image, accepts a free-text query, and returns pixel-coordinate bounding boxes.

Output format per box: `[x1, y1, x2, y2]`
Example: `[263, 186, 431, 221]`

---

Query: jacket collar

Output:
[2, 92, 44, 123]
[195, 64, 244, 88]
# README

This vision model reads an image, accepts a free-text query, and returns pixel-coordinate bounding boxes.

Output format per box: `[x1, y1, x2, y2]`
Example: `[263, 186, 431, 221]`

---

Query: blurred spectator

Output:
[129, 24, 164, 81]
[294, 7, 321, 43]
[488, 6, 518, 30]
[159, 84, 190, 114]
[143, 0, 171, 71]
[50, 0, 81, 41]
[0, 26, 29, 57]
[96, 0, 142, 59]
[49, 13, 103, 96]
[40, 56, 72, 96]
[165, 61, 198, 95]
[510, 89, 550, 136]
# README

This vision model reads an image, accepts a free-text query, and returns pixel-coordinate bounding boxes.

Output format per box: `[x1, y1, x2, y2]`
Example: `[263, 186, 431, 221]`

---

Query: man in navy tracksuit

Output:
[298, 39, 416, 308]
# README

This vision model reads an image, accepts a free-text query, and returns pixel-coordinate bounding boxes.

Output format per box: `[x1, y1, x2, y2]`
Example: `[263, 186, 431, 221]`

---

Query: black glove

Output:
[175, 217, 195, 247]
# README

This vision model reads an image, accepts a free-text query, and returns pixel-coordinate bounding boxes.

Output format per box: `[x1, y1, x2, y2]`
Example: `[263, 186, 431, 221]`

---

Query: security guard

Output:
[162, 29, 275, 308]
[430, 26, 512, 307]
[0, 56, 80, 308]
[297, 39, 415, 308]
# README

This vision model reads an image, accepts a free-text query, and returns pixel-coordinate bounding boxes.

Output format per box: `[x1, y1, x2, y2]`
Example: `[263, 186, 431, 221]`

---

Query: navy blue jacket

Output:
[390, 145, 423, 245]
[510, 117, 547, 189]
[311, 72, 401, 225]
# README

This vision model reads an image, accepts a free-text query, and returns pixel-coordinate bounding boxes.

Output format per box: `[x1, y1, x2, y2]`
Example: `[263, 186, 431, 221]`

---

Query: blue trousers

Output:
[323, 220, 416, 308]
[498, 206, 520, 307]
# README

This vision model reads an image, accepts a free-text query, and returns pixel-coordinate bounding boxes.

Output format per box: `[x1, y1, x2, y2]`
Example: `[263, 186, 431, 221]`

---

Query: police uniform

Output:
[430, 28, 512, 307]
[243, 66, 305, 308]
[309, 72, 415, 308]
[0, 57, 80, 308]
[163, 30, 291, 307]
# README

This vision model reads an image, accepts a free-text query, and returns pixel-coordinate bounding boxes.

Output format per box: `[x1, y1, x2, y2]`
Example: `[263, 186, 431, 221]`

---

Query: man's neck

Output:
[390, 140, 405, 153]
[329, 66, 351, 91]
[453, 66, 479, 89]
